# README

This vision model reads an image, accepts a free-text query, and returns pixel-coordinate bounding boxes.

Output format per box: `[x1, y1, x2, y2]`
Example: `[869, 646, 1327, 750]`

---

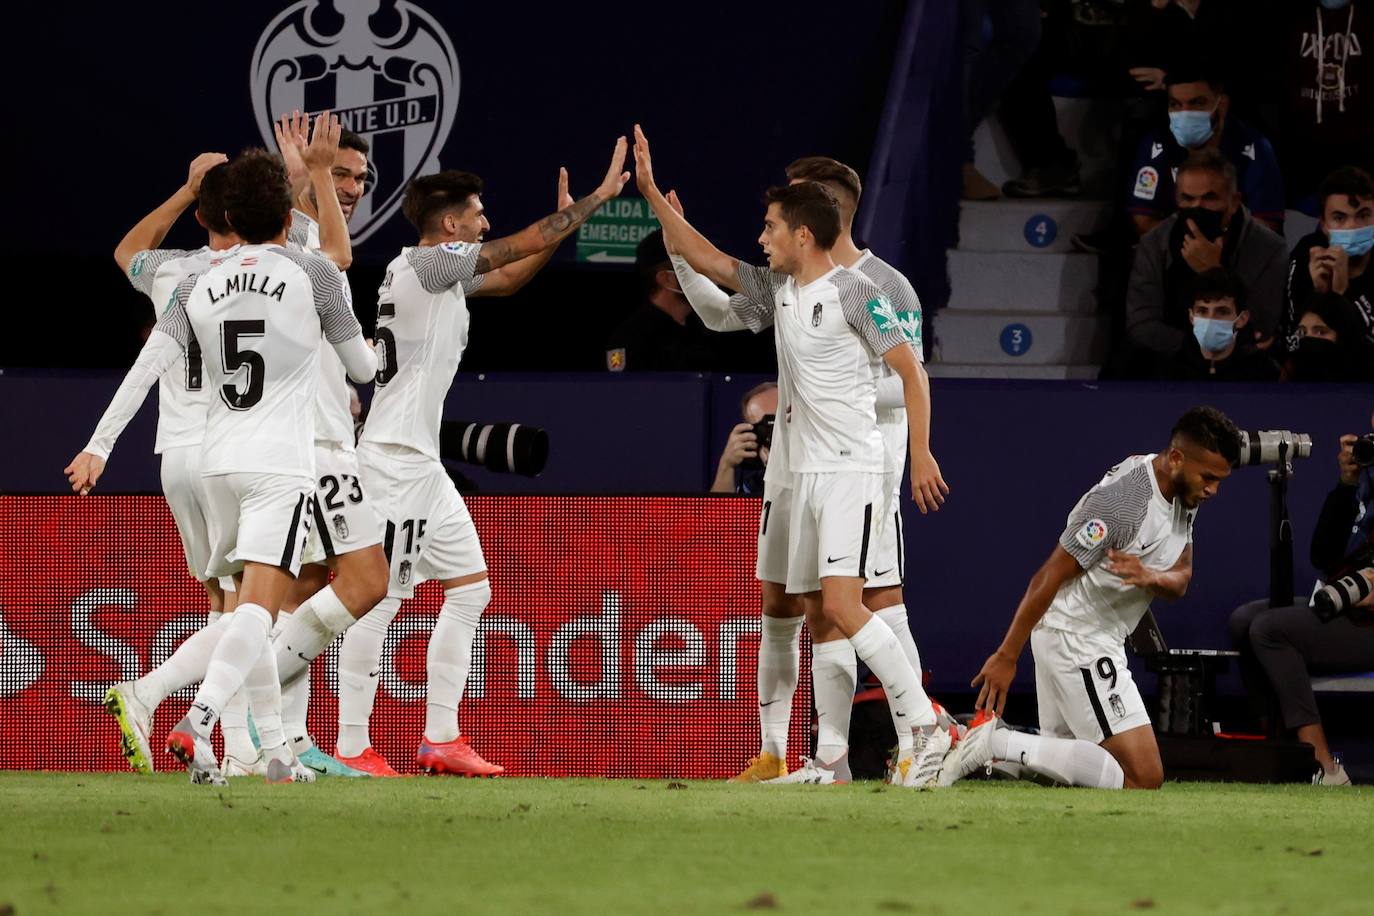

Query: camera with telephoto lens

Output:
[1312, 565, 1374, 623]
[1236, 430, 1313, 466]
[1353, 433, 1374, 468]
[740, 414, 775, 472]
[438, 420, 549, 477]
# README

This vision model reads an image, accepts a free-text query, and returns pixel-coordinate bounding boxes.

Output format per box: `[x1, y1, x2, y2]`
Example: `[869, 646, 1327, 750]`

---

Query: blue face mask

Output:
[1320, 0, 1350, 10]
[1169, 109, 1216, 148]
[1328, 225, 1374, 257]
[1192, 316, 1236, 353]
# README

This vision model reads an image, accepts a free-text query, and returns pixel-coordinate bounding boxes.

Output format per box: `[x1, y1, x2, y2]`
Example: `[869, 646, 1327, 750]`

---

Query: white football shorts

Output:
[866, 473, 906, 590]
[202, 473, 314, 579]
[357, 442, 486, 599]
[159, 444, 213, 581]
[301, 442, 384, 565]
[1031, 625, 1151, 744]
[785, 471, 888, 595]
[755, 478, 791, 586]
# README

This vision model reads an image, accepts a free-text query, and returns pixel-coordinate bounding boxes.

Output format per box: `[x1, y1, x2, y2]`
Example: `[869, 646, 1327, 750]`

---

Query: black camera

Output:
[1353, 433, 1374, 468]
[1237, 430, 1313, 467]
[740, 414, 775, 472]
[439, 420, 550, 477]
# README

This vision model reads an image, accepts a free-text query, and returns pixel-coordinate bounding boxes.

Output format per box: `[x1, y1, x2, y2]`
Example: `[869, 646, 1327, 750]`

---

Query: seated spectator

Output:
[1284, 292, 1374, 382]
[605, 230, 742, 372]
[1127, 67, 1284, 237]
[960, 0, 1041, 201]
[1230, 414, 1374, 786]
[1124, 148, 1288, 373]
[1281, 166, 1374, 351]
[710, 382, 777, 495]
[1158, 267, 1280, 380]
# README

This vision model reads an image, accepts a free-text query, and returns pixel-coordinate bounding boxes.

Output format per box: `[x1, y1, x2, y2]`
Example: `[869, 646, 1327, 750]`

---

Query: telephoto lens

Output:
[1237, 430, 1313, 466]
[439, 421, 550, 477]
[1312, 569, 1374, 622]
[1353, 433, 1374, 468]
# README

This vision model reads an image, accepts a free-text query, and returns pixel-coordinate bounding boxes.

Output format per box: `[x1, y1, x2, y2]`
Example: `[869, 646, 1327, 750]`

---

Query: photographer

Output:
[1229, 413, 1374, 786]
[710, 381, 777, 495]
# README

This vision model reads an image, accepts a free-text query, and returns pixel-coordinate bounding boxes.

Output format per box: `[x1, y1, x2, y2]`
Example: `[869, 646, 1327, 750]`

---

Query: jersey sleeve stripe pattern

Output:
[835, 273, 912, 357]
[730, 263, 782, 332]
[286, 213, 313, 249]
[408, 243, 482, 294]
[276, 247, 364, 344]
[153, 274, 197, 349]
[127, 248, 192, 298]
[1059, 464, 1153, 569]
[856, 255, 924, 350]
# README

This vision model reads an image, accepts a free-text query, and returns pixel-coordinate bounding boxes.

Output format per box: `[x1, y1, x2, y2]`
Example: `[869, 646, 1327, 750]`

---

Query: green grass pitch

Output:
[1, 773, 1369, 915]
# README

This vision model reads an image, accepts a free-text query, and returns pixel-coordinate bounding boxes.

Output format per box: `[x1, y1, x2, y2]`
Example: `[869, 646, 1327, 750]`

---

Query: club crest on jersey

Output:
[812, 303, 823, 327]
[1076, 518, 1108, 550]
[1109, 693, 1125, 719]
[251, 0, 460, 244]
[398, 559, 413, 586]
[332, 514, 349, 541]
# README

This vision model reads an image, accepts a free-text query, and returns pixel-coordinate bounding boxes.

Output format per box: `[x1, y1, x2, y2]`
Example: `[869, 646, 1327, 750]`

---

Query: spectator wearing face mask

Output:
[1124, 148, 1289, 373]
[1282, 166, 1374, 352]
[1126, 66, 1285, 238]
[1159, 267, 1280, 380]
[1284, 292, 1374, 381]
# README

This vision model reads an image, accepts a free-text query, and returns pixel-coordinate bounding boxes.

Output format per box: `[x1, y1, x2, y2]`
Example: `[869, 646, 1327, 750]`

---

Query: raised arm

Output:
[275, 110, 312, 204]
[113, 153, 226, 271]
[471, 167, 574, 298]
[300, 111, 353, 270]
[633, 124, 742, 289]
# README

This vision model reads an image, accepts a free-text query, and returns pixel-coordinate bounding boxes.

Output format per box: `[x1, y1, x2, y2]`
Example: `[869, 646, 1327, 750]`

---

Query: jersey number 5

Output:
[220, 320, 266, 410]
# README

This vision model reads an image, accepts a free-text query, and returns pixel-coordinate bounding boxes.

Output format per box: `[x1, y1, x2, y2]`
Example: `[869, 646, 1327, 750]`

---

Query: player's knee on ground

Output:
[1114, 750, 1164, 789]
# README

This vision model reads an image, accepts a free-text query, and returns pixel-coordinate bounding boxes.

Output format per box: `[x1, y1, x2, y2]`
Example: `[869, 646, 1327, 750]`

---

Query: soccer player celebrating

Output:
[331, 139, 632, 777]
[943, 407, 1241, 789]
[634, 125, 950, 787]
[668, 157, 946, 782]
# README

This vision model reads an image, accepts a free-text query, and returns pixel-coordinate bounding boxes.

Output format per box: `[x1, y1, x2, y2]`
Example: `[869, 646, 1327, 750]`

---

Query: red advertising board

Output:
[0, 496, 812, 778]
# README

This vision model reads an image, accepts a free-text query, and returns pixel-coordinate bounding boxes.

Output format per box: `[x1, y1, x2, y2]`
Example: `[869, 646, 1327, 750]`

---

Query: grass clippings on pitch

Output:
[0, 773, 1369, 915]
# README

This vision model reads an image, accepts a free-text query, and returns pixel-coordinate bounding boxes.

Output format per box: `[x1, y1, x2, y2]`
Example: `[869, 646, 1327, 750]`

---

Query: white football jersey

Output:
[286, 209, 357, 447]
[361, 242, 487, 460]
[1040, 454, 1196, 643]
[154, 243, 365, 478]
[732, 264, 914, 475]
[126, 246, 237, 452]
[853, 251, 924, 476]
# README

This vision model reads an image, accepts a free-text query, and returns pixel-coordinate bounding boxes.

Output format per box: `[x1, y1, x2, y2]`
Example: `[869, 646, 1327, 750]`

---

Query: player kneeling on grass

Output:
[942, 407, 1241, 789]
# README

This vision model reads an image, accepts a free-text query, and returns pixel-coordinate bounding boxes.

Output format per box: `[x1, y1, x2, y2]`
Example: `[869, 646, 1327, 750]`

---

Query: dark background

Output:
[0, 0, 907, 372]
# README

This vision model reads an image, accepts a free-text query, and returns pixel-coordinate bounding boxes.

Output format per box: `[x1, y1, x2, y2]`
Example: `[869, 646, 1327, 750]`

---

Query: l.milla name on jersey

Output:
[205, 271, 287, 304]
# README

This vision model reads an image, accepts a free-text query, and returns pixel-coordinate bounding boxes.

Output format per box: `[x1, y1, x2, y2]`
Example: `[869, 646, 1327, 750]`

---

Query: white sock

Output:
[993, 730, 1125, 789]
[219, 687, 256, 761]
[244, 630, 286, 754]
[336, 596, 401, 757]
[848, 616, 927, 755]
[874, 604, 935, 727]
[187, 603, 271, 738]
[425, 580, 491, 743]
[283, 667, 312, 748]
[757, 615, 803, 759]
[811, 639, 856, 773]
[274, 585, 357, 684]
[134, 615, 231, 710]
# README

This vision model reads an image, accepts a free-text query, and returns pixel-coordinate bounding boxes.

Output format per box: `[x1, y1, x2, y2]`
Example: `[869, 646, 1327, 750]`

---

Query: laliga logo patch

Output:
[1133, 166, 1159, 201]
[1075, 518, 1108, 550]
[251, 0, 461, 244]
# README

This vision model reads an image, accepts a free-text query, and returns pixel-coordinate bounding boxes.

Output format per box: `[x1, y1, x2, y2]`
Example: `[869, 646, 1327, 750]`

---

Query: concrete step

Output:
[973, 97, 1123, 199]
[958, 199, 1110, 254]
[925, 362, 1100, 380]
[933, 310, 1110, 365]
[947, 249, 1098, 315]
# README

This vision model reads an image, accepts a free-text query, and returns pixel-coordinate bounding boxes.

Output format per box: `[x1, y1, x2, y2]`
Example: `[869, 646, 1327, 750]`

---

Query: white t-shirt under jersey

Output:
[361, 241, 487, 461]
[287, 209, 358, 448]
[731, 263, 915, 475]
[126, 246, 238, 452]
[155, 243, 366, 479]
[1039, 454, 1197, 643]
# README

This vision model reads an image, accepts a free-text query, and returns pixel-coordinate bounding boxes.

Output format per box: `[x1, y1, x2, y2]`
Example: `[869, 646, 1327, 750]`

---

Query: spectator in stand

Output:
[1284, 292, 1374, 382]
[1125, 148, 1288, 374]
[710, 382, 777, 495]
[1272, 0, 1374, 211]
[960, 0, 1043, 201]
[1282, 166, 1374, 351]
[1127, 67, 1285, 238]
[1159, 267, 1280, 380]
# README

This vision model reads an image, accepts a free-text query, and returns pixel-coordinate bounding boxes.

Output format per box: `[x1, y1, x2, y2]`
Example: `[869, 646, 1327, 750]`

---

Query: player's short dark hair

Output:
[1318, 166, 1374, 214]
[785, 157, 862, 210]
[402, 170, 484, 235]
[1176, 147, 1237, 195]
[1190, 267, 1245, 313]
[1165, 63, 1225, 95]
[739, 381, 778, 418]
[1171, 406, 1241, 467]
[197, 162, 233, 235]
[763, 182, 840, 250]
[339, 129, 370, 157]
[223, 149, 292, 244]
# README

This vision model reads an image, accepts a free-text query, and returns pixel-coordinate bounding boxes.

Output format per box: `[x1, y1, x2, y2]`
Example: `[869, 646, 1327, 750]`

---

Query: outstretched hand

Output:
[274, 110, 310, 182]
[557, 166, 573, 210]
[633, 123, 659, 197]
[664, 189, 686, 255]
[301, 110, 341, 172]
[971, 649, 1016, 716]
[597, 136, 631, 201]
